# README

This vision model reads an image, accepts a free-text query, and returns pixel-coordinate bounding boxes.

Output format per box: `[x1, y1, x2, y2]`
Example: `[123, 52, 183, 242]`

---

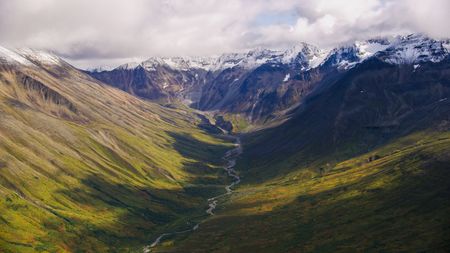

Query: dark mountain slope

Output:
[86, 44, 328, 124]
[241, 57, 450, 181]
[155, 58, 450, 253]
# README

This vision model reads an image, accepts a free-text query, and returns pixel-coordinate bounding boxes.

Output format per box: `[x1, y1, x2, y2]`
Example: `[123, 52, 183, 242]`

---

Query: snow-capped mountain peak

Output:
[283, 42, 328, 70]
[321, 34, 449, 70]
[377, 34, 449, 64]
[98, 34, 449, 73]
[117, 43, 328, 73]
[139, 56, 217, 71]
[321, 38, 392, 69]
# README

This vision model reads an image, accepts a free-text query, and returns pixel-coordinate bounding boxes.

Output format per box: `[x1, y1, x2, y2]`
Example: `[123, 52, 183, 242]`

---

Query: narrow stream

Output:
[143, 136, 242, 252]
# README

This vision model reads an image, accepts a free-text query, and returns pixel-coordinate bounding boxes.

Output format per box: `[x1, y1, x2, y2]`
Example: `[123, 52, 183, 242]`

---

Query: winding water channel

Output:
[143, 136, 242, 252]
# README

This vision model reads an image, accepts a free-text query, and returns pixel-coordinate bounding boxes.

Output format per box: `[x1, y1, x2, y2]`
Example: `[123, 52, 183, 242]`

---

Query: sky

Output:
[1, 0, 449, 69]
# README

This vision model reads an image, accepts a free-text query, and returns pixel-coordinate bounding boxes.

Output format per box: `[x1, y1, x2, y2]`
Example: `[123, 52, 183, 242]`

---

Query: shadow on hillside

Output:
[238, 59, 450, 185]
[167, 131, 233, 189]
[35, 132, 232, 252]
[51, 175, 195, 251]
[166, 131, 230, 165]
[169, 156, 450, 253]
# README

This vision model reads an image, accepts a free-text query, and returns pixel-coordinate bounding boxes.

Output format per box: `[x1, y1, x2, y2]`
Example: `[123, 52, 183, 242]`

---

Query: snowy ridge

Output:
[2, 34, 448, 71]
[379, 34, 449, 64]
[443, 40, 450, 52]
[116, 43, 326, 72]
[16, 48, 61, 65]
[114, 34, 449, 73]
[0, 46, 64, 67]
[283, 42, 328, 70]
[87, 65, 116, 72]
[0, 46, 33, 66]
[322, 38, 392, 69]
[234, 43, 326, 70]
[117, 61, 142, 70]
[322, 34, 449, 70]
[139, 56, 217, 71]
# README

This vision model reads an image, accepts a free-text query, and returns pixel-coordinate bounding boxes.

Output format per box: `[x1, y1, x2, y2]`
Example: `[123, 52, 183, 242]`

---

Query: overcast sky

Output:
[1, 0, 449, 69]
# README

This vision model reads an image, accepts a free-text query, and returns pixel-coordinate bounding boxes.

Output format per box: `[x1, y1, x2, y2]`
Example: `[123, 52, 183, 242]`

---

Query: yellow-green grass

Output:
[220, 113, 251, 133]
[154, 130, 450, 252]
[0, 64, 233, 252]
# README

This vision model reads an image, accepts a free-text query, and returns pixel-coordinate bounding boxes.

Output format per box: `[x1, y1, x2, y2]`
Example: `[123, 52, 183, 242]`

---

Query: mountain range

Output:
[87, 34, 450, 125]
[0, 33, 449, 252]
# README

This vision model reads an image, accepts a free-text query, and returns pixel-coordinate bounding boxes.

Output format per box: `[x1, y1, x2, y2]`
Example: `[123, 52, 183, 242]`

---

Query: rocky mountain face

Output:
[87, 43, 328, 123]
[86, 34, 449, 124]
[245, 55, 450, 172]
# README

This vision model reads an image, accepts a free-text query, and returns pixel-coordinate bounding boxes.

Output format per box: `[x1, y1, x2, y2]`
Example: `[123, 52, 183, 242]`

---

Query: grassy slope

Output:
[155, 59, 450, 252]
[161, 130, 450, 253]
[0, 63, 232, 252]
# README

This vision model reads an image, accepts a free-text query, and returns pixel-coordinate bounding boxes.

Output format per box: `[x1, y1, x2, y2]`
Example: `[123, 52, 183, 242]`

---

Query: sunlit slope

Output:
[0, 62, 231, 252]
[164, 131, 450, 253]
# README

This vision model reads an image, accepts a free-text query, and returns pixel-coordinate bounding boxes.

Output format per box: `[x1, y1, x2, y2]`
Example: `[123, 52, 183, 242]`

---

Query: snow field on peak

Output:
[96, 34, 450, 73]
[0, 46, 33, 66]
[16, 48, 61, 65]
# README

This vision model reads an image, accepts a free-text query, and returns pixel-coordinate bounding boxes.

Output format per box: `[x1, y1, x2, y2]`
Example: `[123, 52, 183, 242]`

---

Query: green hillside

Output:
[0, 63, 232, 252]
[162, 130, 450, 252]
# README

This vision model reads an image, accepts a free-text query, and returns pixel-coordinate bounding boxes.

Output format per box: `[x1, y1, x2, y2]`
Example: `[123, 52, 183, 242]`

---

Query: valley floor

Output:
[144, 135, 242, 252]
[150, 130, 450, 253]
[0, 63, 236, 253]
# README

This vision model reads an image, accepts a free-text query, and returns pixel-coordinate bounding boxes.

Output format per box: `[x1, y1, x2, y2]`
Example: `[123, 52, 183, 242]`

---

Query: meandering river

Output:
[143, 136, 242, 252]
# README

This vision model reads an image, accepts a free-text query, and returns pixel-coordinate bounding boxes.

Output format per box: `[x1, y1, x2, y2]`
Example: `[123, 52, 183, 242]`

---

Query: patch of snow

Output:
[87, 65, 116, 72]
[140, 56, 217, 71]
[308, 51, 328, 69]
[286, 42, 328, 70]
[0, 46, 33, 65]
[92, 34, 449, 74]
[381, 34, 448, 64]
[283, 73, 290, 82]
[356, 40, 390, 60]
[16, 48, 61, 65]
[116, 62, 141, 70]
[113, 43, 327, 72]
[321, 34, 449, 69]
[413, 64, 420, 70]
[164, 57, 189, 70]
[443, 41, 450, 52]
[322, 38, 392, 70]
[212, 53, 245, 70]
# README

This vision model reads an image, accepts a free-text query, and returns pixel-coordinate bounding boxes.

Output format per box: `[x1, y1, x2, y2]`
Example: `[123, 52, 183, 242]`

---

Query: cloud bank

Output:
[1, 0, 449, 68]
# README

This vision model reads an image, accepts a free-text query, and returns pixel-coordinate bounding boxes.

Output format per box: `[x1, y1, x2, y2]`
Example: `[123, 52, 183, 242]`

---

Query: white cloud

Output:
[0, 0, 448, 68]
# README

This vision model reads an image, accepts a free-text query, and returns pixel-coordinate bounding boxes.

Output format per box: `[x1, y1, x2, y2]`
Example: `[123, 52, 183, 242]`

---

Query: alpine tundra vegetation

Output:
[0, 0, 449, 252]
